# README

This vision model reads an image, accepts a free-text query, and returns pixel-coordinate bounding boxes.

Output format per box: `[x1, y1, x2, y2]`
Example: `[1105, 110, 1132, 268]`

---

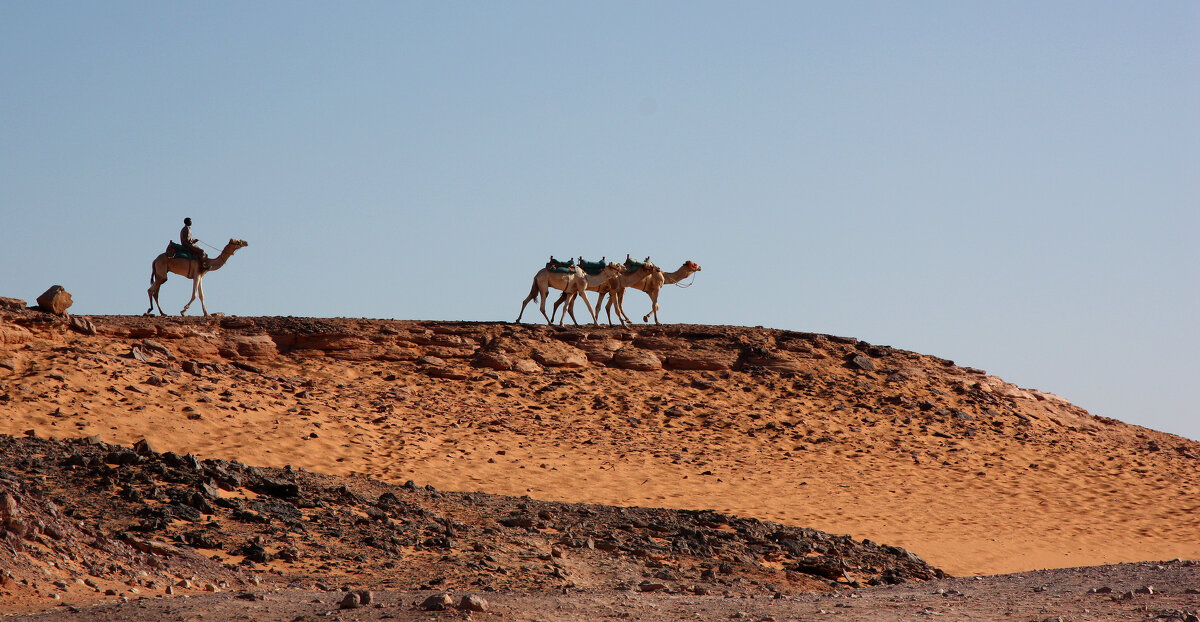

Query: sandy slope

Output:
[1, 311, 1197, 578]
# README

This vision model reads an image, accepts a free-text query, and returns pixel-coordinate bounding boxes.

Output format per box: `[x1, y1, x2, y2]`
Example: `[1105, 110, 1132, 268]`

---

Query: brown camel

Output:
[516, 262, 619, 326]
[146, 239, 248, 317]
[592, 262, 661, 326]
[607, 260, 701, 325]
[550, 262, 630, 325]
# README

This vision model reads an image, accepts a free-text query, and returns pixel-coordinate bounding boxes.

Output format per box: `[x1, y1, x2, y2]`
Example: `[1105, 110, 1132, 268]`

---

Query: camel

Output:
[516, 261, 620, 326]
[549, 261, 631, 325]
[560, 260, 656, 326]
[606, 260, 701, 325]
[146, 238, 248, 317]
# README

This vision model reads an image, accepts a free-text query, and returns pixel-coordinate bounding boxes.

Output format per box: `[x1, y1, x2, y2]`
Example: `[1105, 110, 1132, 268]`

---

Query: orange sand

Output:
[2, 316, 1196, 577]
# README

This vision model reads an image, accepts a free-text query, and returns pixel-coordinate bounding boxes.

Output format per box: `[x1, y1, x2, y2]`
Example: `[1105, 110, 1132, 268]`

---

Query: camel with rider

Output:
[146, 238, 248, 317]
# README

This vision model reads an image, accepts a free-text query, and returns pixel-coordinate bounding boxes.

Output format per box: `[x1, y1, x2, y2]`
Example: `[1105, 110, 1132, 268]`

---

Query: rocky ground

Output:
[8, 564, 1200, 621]
[1, 303, 1197, 619]
[0, 434, 943, 617]
[2, 435, 1197, 621]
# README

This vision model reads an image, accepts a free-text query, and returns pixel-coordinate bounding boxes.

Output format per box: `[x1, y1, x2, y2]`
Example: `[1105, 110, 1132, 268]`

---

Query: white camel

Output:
[606, 260, 701, 325]
[550, 261, 630, 325]
[516, 261, 619, 326]
[555, 259, 653, 326]
[146, 238, 248, 317]
[591, 260, 660, 326]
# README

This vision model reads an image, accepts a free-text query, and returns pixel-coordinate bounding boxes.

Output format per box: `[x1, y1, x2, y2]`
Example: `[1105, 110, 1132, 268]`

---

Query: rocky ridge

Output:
[0, 434, 939, 609]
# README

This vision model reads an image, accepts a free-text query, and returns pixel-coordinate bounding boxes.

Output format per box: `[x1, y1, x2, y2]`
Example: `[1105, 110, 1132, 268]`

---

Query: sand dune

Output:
[2, 311, 1197, 580]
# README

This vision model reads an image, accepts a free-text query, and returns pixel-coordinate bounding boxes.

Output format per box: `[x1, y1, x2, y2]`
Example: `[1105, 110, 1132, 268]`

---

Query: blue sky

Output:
[2, 2, 1197, 440]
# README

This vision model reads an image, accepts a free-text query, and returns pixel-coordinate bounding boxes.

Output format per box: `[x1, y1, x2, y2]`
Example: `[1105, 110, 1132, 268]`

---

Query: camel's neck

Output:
[620, 269, 653, 287]
[663, 265, 694, 285]
[584, 271, 614, 286]
[206, 247, 238, 271]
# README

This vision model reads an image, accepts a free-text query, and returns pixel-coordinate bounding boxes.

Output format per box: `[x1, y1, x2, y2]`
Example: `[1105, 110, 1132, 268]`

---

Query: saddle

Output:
[546, 256, 576, 274]
[577, 257, 608, 276]
[166, 241, 201, 261]
[624, 255, 657, 273]
[167, 242, 211, 271]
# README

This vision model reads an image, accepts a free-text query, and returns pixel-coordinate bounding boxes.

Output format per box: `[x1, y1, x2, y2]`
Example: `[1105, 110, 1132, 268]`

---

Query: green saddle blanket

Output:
[167, 241, 200, 260]
[624, 256, 653, 272]
[546, 257, 576, 274]
[578, 258, 608, 276]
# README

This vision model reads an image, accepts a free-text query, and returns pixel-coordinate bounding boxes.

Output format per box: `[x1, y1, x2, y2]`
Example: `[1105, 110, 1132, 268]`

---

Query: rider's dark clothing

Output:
[180, 224, 207, 264]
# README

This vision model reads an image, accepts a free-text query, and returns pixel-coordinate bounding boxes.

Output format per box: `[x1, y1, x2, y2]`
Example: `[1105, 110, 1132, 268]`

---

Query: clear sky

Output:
[2, 2, 1197, 440]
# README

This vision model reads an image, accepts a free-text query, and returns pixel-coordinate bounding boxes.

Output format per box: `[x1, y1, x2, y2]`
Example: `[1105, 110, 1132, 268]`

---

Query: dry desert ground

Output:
[1, 303, 1197, 620]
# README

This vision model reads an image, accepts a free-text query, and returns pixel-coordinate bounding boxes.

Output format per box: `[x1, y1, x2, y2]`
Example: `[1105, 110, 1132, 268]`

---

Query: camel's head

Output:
[606, 262, 626, 275]
[227, 238, 249, 250]
[685, 260, 701, 272]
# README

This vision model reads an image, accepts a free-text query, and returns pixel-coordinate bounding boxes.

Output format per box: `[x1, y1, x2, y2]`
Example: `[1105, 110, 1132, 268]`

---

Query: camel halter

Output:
[197, 239, 222, 251]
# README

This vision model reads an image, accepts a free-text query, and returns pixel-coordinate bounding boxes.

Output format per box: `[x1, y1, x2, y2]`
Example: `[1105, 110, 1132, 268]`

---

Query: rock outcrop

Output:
[0, 434, 942, 607]
[35, 286, 72, 315]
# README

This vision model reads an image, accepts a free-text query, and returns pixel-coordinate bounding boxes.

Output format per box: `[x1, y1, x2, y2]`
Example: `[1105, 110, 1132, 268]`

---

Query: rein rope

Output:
[673, 272, 697, 288]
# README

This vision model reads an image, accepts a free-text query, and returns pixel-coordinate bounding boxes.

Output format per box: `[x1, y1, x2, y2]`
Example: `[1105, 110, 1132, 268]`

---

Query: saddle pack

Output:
[624, 256, 656, 273]
[166, 241, 201, 261]
[546, 256, 576, 274]
[577, 257, 609, 276]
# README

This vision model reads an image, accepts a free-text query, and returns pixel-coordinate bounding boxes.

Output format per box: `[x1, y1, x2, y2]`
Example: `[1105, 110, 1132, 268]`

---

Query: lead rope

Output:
[673, 272, 697, 288]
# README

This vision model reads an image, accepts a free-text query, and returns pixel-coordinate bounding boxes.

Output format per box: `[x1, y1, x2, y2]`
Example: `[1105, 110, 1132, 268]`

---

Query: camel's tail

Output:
[149, 258, 168, 286]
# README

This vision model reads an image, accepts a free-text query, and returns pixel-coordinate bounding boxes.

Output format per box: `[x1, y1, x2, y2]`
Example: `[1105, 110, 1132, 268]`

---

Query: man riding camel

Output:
[179, 217, 209, 270]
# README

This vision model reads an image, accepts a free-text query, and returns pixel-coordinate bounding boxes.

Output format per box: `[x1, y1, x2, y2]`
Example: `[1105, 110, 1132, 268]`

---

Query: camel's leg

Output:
[146, 270, 156, 316]
[562, 289, 597, 326]
[560, 292, 576, 326]
[578, 290, 598, 325]
[565, 289, 594, 326]
[563, 291, 577, 326]
[592, 291, 614, 329]
[148, 271, 167, 316]
[536, 285, 552, 325]
[596, 290, 614, 326]
[180, 277, 200, 316]
[550, 289, 571, 325]
[611, 288, 629, 326]
[557, 285, 577, 326]
[642, 289, 661, 325]
[516, 279, 540, 323]
[197, 276, 208, 316]
[643, 296, 662, 326]
[615, 289, 633, 326]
